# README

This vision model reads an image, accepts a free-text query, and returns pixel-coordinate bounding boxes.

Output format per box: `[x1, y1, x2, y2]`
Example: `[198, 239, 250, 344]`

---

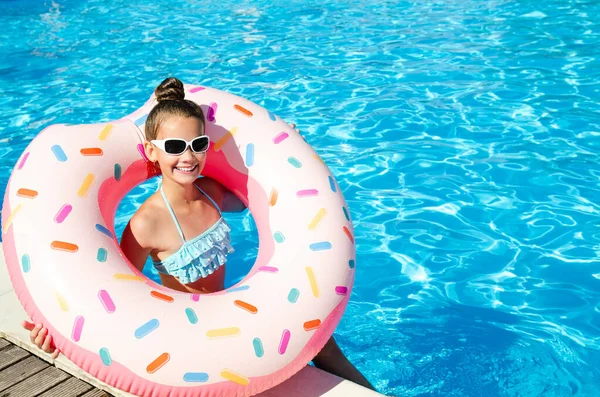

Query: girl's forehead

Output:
[157, 116, 203, 138]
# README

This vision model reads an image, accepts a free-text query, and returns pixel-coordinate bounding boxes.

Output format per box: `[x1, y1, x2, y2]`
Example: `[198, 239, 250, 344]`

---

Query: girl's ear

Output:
[144, 141, 158, 163]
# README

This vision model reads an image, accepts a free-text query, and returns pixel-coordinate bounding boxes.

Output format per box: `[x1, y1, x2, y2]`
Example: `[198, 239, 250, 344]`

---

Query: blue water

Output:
[1, 0, 600, 395]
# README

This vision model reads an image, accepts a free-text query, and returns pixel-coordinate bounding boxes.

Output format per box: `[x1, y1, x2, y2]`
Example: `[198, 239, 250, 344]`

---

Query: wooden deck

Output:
[0, 337, 111, 397]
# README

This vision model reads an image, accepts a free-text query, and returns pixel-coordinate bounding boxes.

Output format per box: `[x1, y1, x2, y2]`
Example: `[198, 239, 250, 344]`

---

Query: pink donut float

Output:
[1, 84, 356, 396]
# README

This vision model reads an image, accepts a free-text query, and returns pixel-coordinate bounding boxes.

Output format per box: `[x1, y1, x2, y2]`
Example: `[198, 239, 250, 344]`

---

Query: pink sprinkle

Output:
[190, 86, 205, 93]
[72, 315, 85, 342]
[54, 204, 72, 224]
[278, 329, 291, 354]
[297, 189, 319, 198]
[98, 290, 116, 313]
[190, 294, 200, 302]
[273, 132, 289, 144]
[18, 152, 30, 170]
[207, 102, 218, 122]
[259, 266, 279, 273]
[335, 286, 348, 295]
[137, 144, 149, 162]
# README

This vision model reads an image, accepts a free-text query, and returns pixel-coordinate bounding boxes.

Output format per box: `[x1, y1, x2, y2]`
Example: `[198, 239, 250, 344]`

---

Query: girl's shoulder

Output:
[127, 192, 165, 247]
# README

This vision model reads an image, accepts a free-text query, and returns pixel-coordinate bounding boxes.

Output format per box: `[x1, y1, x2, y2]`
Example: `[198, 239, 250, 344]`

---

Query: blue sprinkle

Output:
[309, 241, 332, 251]
[274, 232, 285, 243]
[288, 288, 299, 303]
[267, 111, 276, 121]
[349, 260, 355, 269]
[96, 224, 113, 239]
[253, 338, 264, 358]
[227, 285, 250, 293]
[328, 176, 337, 193]
[342, 207, 350, 221]
[97, 248, 107, 262]
[185, 307, 198, 324]
[99, 347, 112, 366]
[22, 255, 31, 273]
[135, 114, 148, 127]
[135, 319, 159, 339]
[246, 143, 255, 167]
[183, 372, 209, 383]
[114, 164, 121, 181]
[51, 145, 67, 162]
[288, 157, 302, 168]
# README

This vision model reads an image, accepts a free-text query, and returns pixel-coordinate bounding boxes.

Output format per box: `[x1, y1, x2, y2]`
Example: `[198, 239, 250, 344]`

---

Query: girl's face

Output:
[145, 116, 207, 185]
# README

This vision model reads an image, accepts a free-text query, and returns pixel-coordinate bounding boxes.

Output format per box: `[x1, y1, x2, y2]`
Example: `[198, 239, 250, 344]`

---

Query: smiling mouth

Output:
[174, 165, 198, 173]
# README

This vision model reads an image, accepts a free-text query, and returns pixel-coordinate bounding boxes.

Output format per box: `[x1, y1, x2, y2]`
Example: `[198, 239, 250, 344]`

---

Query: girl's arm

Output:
[120, 214, 154, 272]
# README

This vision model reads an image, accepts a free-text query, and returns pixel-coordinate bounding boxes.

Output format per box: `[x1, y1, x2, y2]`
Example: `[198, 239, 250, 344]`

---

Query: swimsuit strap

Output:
[159, 184, 187, 243]
[194, 184, 222, 215]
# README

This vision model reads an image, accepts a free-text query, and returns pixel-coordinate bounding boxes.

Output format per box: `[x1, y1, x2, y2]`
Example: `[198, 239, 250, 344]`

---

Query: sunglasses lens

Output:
[191, 137, 209, 153]
[164, 139, 187, 154]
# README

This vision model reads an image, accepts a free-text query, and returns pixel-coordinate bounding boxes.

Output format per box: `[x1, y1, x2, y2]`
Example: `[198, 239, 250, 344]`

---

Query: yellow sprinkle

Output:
[308, 208, 327, 230]
[113, 273, 146, 281]
[3, 203, 22, 233]
[206, 327, 241, 339]
[312, 153, 326, 165]
[98, 124, 113, 140]
[220, 369, 249, 386]
[56, 292, 69, 311]
[306, 266, 319, 298]
[214, 127, 238, 151]
[77, 173, 95, 197]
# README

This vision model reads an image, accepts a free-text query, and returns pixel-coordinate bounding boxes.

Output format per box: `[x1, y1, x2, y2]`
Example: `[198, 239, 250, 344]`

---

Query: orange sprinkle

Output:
[150, 290, 174, 303]
[343, 226, 354, 244]
[234, 104, 253, 117]
[214, 126, 238, 151]
[312, 153, 326, 165]
[234, 300, 258, 314]
[303, 319, 321, 331]
[269, 188, 278, 206]
[50, 241, 78, 253]
[17, 188, 38, 199]
[146, 353, 170, 374]
[80, 148, 103, 156]
[113, 273, 146, 281]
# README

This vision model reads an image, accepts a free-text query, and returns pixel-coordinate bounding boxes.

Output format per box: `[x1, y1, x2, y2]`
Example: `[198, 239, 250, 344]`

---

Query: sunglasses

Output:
[150, 136, 210, 155]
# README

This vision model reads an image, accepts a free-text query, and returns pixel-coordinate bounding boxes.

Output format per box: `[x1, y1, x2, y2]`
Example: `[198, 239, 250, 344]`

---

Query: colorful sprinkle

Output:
[56, 292, 69, 312]
[151, 291, 174, 303]
[54, 204, 72, 223]
[269, 188, 278, 206]
[288, 157, 302, 168]
[267, 111, 276, 121]
[137, 143, 149, 162]
[335, 286, 348, 295]
[189, 86, 205, 93]
[17, 152, 30, 170]
[288, 288, 299, 303]
[207, 102, 218, 122]
[72, 315, 84, 342]
[190, 294, 200, 302]
[114, 164, 121, 181]
[97, 248, 107, 262]
[214, 127, 238, 151]
[278, 329, 291, 354]
[98, 290, 115, 313]
[303, 319, 321, 331]
[328, 176, 337, 193]
[297, 189, 319, 198]
[183, 372, 209, 383]
[313, 153, 326, 165]
[234, 300, 258, 314]
[206, 327, 241, 339]
[273, 232, 285, 243]
[245, 144, 255, 167]
[309, 241, 332, 251]
[227, 285, 250, 293]
[343, 226, 355, 244]
[51, 145, 67, 162]
[77, 173, 94, 197]
[234, 104, 253, 117]
[135, 319, 160, 339]
[258, 266, 278, 273]
[220, 369, 249, 386]
[308, 208, 327, 230]
[21, 255, 30, 273]
[147, 353, 170, 374]
[253, 338, 264, 358]
[113, 273, 145, 281]
[98, 124, 112, 140]
[80, 148, 103, 156]
[99, 348, 112, 366]
[306, 267, 319, 298]
[2, 203, 21, 233]
[95, 224, 113, 239]
[17, 188, 37, 199]
[349, 259, 355, 269]
[135, 114, 148, 127]
[342, 206, 350, 221]
[273, 132, 289, 144]
[51, 241, 78, 253]
[185, 307, 198, 324]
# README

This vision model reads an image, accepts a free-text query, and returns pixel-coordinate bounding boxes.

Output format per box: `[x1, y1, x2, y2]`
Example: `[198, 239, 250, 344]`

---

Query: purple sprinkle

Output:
[259, 266, 279, 273]
[297, 189, 319, 198]
[18, 152, 30, 170]
[335, 286, 348, 295]
[190, 86, 205, 93]
[273, 132, 289, 144]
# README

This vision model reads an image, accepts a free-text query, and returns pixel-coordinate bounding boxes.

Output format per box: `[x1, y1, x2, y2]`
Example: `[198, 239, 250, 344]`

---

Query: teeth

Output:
[176, 166, 195, 172]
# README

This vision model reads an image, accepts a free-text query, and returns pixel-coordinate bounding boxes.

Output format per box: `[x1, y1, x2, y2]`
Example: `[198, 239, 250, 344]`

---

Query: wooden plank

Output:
[0, 355, 48, 392]
[0, 344, 30, 371]
[39, 376, 94, 397]
[79, 389, 112, 397]
[0, 338, 10, 349]
[2, 365, 70, 396]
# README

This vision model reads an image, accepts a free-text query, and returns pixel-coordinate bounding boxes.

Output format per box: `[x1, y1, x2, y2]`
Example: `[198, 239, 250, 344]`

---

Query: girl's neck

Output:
[161, 177, 199, 206]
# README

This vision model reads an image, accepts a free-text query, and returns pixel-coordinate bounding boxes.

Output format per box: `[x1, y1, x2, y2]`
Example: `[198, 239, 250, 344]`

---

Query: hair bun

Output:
[155, 77, 185, 102]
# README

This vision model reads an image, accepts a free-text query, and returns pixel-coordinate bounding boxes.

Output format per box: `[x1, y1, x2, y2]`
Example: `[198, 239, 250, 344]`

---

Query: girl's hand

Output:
[22, 320, 60, 359]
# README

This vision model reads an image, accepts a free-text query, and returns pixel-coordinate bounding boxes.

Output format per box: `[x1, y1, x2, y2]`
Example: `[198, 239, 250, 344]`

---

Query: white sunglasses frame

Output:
[150, 136, 210, 156]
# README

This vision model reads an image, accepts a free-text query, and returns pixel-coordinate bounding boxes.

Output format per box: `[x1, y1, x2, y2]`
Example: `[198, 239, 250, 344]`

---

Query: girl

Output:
[24, 77, 375, 391]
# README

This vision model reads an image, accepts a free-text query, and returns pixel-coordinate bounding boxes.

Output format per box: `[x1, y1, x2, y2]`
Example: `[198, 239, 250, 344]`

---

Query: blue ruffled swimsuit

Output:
[152, 183, 234, 284]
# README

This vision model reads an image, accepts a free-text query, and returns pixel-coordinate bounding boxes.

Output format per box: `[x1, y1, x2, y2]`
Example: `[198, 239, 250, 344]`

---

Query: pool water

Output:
[1, 0, 600, 395]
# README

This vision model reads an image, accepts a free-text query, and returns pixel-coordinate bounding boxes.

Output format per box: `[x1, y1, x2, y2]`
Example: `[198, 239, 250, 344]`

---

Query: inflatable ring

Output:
[1, 84, 356, 397]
